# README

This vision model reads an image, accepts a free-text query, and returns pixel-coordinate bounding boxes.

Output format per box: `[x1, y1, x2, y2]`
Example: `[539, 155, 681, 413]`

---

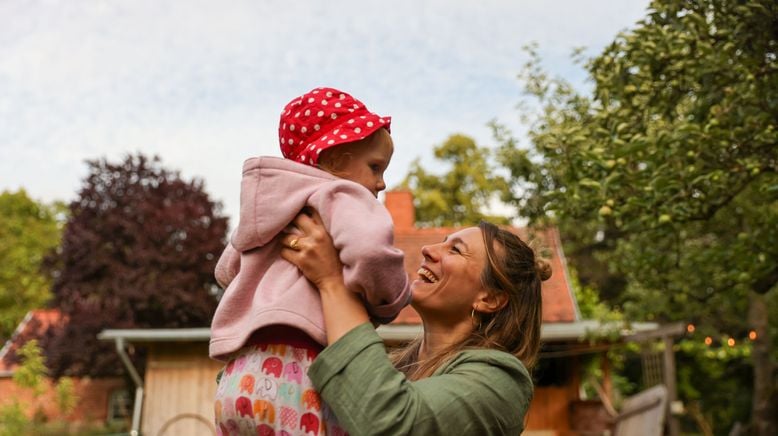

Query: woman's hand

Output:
[280, 209, 344, 290]
[280, 208, 370, 344]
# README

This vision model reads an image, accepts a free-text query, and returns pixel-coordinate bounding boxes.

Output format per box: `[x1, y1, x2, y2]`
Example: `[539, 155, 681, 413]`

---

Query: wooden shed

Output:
[98, 329, 217, 436]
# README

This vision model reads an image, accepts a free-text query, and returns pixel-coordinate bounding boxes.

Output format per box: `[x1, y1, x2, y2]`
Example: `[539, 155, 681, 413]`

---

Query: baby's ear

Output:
[337, 152, 354, 167]
[319, 147, 351, 172]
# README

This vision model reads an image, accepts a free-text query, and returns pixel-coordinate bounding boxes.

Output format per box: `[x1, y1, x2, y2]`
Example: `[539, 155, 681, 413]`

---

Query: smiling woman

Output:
[280, 212, 551, 435]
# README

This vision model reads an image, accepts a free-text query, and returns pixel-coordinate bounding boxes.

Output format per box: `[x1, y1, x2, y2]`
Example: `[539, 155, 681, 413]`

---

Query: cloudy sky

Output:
[1, 0, 650, 224]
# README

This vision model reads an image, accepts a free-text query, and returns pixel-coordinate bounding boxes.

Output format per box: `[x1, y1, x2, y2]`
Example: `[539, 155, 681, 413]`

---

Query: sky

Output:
[1, 0, 651, 224]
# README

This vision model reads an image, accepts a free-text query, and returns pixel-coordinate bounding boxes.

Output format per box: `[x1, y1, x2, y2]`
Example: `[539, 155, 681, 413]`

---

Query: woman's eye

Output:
[450, 246, 461, 254]
[370, 164, 381, 172]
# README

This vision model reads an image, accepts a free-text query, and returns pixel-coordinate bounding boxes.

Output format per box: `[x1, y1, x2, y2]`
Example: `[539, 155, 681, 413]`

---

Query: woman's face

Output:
[411, 227, 489, 320]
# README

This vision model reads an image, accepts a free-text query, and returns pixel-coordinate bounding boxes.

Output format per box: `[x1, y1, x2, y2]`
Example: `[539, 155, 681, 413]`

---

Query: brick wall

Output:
[0, 376, 126, 424]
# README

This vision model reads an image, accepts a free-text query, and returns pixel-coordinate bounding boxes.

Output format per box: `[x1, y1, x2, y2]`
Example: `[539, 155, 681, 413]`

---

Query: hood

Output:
[231, 156, 348, 252]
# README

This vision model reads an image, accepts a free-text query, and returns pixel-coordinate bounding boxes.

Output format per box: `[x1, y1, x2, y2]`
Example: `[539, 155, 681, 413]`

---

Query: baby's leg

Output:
[214, 341, 348, 435]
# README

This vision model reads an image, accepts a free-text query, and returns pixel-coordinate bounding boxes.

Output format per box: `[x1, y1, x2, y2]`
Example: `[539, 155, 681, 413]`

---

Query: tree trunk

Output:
[686, 401, 713, 436]
[748, 291, 776, 436]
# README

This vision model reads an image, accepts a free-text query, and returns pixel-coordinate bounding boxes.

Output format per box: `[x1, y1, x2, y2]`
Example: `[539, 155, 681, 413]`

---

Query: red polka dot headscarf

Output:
[279, 87, 392, 166]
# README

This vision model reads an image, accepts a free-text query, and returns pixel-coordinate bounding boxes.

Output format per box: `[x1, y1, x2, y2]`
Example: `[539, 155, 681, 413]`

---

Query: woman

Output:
[281, 211, 551, 435]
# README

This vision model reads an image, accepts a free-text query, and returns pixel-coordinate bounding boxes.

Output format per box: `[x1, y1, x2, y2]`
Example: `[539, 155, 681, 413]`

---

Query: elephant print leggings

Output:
[214, 330, 347, 436]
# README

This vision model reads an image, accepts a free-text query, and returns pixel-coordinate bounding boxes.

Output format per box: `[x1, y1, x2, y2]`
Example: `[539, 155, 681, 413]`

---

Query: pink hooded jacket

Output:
[209, 156, 411, 360]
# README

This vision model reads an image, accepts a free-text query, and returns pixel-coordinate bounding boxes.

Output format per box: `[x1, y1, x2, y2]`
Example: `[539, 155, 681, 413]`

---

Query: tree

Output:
[401, 134, 511, 227]
[43, 153, 229, 377]
[0, 190, 63, 340]
[500, 1, 777, 433]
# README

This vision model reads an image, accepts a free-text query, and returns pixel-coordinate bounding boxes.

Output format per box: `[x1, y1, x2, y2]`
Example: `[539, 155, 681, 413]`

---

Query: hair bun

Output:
[535, 259, 552, 281]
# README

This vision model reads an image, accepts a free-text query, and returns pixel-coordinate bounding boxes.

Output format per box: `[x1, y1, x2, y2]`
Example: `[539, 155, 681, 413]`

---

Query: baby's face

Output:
[323, 129, 394, 197]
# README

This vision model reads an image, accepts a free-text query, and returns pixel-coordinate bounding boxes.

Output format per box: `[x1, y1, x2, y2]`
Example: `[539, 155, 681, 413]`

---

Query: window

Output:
[107, 389, 131, 424]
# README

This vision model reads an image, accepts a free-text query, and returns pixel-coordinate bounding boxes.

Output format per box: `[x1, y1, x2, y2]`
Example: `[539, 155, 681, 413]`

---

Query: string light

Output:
[698, 331, 757, 347]
[686, 324, 695, 333]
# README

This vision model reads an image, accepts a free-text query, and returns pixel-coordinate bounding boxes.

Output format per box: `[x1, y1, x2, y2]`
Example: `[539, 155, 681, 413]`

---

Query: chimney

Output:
[384, 190, 415, 231]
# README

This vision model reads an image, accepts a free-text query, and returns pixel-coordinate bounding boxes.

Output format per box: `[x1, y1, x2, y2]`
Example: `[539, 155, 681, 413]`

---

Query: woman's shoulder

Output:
[438, 348, 533, 386]
[428, 347, 534, 432]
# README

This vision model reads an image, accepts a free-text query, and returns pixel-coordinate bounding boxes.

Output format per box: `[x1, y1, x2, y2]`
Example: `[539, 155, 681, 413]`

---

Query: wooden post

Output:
[663, 335, 680, 436]
[601, 351, 612, 404]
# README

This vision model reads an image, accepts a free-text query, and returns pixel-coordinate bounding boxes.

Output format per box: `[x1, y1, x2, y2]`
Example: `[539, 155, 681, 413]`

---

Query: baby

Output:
[210, 87, 411, 435]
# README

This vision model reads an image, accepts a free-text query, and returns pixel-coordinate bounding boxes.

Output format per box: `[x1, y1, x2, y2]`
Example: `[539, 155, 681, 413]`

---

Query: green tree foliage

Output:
[498, 1, 777, 433]
[12, 339, 47, 395]
[401, 134, 511, 226]
[0, 190, 63, 340]
[675, 337, 753, 435]
[0, 401, 27, 436]
[55, 377, 77, 417]
[0, 340, 80, 434]
[43, 153, 229, 377]
[0, 340, 46, 435]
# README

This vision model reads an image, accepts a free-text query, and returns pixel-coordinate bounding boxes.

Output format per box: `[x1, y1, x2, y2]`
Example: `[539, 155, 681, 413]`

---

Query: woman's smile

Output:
[416, 265, 439, 283]
[410, 265, 446, 298]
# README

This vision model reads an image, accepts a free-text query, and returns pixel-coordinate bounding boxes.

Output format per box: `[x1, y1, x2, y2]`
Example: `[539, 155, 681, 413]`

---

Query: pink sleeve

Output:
[214, 243, 241, 289]
[310, 185, 411, 323]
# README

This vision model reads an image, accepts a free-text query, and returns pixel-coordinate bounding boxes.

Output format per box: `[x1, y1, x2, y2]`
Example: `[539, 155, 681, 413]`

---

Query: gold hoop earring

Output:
[471, 306, 481, 330]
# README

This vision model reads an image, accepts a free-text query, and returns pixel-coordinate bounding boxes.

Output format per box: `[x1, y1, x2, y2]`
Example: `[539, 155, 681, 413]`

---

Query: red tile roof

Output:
[384, 191, 578, 325]
[0, 309, 64, 374]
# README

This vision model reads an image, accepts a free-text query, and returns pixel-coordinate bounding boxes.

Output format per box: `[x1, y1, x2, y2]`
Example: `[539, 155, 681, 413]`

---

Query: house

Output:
[98, 191, 681, 436]
[0, 309, 128, 426]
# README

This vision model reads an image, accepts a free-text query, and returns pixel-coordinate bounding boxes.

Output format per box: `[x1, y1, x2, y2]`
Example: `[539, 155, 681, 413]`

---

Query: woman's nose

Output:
[421, 244, 438, 262]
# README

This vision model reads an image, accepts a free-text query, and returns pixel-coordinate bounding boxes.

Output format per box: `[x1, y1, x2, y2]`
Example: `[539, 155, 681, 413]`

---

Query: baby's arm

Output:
[214, 242, 241, 289]
[309, 184, 411, 322]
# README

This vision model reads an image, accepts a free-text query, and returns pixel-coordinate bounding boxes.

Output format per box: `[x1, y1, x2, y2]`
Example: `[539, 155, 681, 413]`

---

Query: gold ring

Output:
[289, 238, 300, 250]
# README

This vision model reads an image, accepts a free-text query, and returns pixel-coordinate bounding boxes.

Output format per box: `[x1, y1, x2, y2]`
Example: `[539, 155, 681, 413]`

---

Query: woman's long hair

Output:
[390, 221, 550, 380]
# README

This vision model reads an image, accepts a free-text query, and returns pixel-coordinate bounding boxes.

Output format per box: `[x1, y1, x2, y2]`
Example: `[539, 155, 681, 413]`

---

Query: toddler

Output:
[210, 87, 411, 436]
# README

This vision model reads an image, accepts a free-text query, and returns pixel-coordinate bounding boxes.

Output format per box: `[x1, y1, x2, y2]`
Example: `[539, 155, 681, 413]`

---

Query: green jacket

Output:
[309, 323, 534, 435]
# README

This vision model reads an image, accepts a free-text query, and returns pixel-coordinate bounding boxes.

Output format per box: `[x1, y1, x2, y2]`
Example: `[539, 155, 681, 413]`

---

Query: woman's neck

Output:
[418, 318, 473, 361]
